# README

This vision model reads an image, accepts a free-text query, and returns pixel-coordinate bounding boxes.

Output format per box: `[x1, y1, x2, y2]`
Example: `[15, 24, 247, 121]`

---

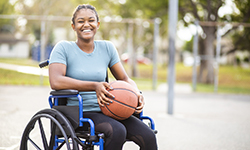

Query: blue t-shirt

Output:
[49, 40, 120, 112]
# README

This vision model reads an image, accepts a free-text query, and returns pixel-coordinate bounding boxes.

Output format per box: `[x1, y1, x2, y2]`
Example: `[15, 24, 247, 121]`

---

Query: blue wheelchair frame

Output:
[49, 92, 105, 149]
[49, 90, 156, 150]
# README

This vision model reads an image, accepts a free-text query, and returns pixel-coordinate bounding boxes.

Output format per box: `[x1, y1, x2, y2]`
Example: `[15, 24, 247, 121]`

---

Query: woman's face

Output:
[72, 9, 100, 42]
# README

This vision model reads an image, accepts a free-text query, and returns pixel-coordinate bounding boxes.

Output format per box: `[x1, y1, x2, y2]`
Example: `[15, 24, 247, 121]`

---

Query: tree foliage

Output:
[225, 0, 250, 55]
[0, 0, 15, 33]
[179, 0, 250, 84]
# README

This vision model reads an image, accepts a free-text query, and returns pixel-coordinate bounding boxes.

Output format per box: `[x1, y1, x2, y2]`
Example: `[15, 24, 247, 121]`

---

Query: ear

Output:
[97, 22, 100, 29]
[71, 23, 76, 31]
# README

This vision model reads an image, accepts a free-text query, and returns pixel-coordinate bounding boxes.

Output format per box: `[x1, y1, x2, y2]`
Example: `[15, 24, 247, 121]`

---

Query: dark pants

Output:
[82, 112, 157, 150]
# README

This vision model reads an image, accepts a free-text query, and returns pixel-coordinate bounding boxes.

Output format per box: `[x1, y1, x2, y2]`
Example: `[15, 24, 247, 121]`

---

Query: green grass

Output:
[0, 58, 49, 86]
[0, 58, 39, 66]
[0, 68, 50, 86]
[1, 58, 250, 94]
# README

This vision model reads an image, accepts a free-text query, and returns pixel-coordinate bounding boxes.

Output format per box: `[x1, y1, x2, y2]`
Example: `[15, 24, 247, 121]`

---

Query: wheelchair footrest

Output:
[75, 130, 100, 142]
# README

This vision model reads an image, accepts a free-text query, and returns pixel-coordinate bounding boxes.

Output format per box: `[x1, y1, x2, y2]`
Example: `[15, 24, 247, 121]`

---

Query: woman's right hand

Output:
[95, 82, 115, 107]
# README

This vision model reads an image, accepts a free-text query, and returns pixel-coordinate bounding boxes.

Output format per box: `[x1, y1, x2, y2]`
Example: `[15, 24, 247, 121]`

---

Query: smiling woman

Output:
[71, 7, 100, 50]
[48, 4, 157, 150]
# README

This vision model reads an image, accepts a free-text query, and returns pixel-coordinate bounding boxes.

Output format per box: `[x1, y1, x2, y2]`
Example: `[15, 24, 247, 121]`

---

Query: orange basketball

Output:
[100, 80, 138, 120]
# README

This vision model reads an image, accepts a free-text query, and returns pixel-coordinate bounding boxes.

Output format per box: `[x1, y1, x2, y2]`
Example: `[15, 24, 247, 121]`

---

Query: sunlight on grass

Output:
[0, 58, 250, 94]
[0, 68, 49, 86]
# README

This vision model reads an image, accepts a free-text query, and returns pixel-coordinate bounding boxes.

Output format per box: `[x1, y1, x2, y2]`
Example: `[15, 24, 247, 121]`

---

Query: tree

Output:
[179, 0, 225, 84]
[0, 0, 15, 33]
[224, 0, 250, 56]
[179, 0, 250, 84]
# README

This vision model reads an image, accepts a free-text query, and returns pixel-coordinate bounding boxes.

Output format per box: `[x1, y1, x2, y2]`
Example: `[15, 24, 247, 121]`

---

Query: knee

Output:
[135, 130, 157, 150]
[144, 131, 157, 150]
[103, 122, 127, 149]
[99, 122, 126, 142]
[112, 123, 127, 140]
[144, 130, 157, 143]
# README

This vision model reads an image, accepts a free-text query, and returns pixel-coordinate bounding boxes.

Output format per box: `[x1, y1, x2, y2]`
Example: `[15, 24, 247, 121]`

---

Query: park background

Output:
[0, 0, 250, 94]
[0, 0, 250, 150]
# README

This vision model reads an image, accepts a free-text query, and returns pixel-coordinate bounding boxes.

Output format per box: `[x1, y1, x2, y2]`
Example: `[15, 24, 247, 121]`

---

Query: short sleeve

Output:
[49, 41, 67, 65]
[106, 41, 120, 68]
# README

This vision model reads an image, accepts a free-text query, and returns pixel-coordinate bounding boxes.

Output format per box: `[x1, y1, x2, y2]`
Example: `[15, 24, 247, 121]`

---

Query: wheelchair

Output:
[20, 60, 157, 150]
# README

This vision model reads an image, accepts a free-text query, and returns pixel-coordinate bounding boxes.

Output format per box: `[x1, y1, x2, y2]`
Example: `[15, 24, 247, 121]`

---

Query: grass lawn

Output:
[0, 58, 250, 94]
[0, 68, 50, 86]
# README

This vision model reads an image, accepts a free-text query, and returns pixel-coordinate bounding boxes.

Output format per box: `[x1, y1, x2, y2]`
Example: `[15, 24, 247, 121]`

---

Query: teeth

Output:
[83, 29, 91, 33]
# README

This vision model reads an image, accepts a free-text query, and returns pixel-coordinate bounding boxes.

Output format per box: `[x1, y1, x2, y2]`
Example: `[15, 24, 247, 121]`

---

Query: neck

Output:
[76, 40, 94, 53]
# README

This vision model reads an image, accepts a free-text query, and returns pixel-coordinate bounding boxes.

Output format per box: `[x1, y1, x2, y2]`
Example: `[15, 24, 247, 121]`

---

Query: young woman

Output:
[49, 4, 157, 150]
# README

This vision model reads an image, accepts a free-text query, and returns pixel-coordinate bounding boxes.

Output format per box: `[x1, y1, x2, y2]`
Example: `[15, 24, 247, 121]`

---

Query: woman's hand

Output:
[135, 92, 145, 114]
[95, 82, 115, 107]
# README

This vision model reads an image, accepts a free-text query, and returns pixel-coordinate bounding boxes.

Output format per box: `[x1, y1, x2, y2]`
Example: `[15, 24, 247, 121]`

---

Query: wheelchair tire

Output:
[20, 108, 79, 150]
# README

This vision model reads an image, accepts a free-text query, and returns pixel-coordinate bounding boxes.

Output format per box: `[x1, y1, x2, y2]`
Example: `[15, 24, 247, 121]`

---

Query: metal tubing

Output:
[167, 0, 179, 115]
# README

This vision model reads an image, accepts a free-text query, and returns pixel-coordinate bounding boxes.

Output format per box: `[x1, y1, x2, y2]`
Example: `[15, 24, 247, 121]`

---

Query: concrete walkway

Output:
[0, 62, 48, 76]
[1, 63, 250, 149]
[0, 85, 250, 150]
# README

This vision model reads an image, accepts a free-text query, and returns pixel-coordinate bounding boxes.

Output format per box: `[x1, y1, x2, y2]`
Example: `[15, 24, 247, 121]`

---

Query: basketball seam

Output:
[104, 105, 126, 120]
[110, 88, 138, 97]
[107, 88, 138, 109]
[108, 88, 138, 101]
[108, 97, 137, 109]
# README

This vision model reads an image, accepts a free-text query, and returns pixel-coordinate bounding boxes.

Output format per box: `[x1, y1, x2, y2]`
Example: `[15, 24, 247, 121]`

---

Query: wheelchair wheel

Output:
[20, 109, 79, 150]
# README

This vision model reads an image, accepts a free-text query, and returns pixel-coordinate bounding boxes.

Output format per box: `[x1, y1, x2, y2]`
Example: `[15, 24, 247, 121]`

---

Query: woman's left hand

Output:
[135, 92, 145, 114]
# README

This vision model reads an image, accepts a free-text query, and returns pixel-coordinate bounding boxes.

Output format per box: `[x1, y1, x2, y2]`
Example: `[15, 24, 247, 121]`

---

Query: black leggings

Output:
[82, 112, 157, 150]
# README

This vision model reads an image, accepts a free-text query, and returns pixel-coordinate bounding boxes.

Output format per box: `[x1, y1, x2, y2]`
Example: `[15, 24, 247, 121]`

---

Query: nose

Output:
[83, 21, 90, 27]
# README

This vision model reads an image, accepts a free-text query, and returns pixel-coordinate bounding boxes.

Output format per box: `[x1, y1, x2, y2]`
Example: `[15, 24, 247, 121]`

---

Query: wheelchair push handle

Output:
[39, 59, 49, 68]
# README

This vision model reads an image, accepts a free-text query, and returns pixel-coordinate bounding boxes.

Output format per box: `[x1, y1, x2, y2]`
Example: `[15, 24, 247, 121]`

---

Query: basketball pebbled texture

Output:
[100, 80, 138, 120]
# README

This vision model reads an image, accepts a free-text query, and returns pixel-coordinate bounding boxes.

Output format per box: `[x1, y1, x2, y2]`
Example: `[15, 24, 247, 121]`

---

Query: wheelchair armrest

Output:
[50, 89, 79, 96]
[39, 59, 49, 68]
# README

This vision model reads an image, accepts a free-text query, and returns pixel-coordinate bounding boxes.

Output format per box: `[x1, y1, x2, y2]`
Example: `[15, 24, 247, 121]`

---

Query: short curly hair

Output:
[71, 4, 99, 25]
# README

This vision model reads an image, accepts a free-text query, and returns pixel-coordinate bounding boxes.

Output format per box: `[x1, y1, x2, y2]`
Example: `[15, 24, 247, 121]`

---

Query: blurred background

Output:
[1, 1, 250, 150]
[0, 0, 250, 94]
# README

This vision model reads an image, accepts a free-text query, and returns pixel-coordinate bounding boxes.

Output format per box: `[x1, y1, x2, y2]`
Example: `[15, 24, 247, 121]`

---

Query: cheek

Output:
[74, 24, 82, 30]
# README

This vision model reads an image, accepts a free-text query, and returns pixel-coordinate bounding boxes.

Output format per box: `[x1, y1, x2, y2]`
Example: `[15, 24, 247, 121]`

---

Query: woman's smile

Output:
[72, 9, 100, 41]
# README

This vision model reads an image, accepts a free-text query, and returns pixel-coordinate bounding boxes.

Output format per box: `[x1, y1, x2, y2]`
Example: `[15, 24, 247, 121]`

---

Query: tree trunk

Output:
[198, 26, 216, 84]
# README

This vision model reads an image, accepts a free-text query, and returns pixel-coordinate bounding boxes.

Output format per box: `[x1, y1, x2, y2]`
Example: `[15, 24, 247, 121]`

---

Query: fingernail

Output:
[107, 103, 109, 105]
[110, 101, 113, 103]
[110, 86, 114, 90]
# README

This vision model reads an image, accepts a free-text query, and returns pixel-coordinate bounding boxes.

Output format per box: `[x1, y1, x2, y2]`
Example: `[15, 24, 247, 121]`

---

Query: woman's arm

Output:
[110, 62, 145, 113]
[49, 63, 114, 105]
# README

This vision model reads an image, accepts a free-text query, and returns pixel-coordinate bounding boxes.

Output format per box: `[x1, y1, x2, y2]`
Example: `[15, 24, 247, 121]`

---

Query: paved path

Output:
[1, 63, 250, 149]
[0, 62, 48, 76]
[1, 85, 250, 150]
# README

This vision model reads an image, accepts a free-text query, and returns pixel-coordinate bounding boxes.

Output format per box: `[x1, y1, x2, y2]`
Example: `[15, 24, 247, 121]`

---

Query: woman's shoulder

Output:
[95, 40, 114, 46]
[56, 40, 75, 47]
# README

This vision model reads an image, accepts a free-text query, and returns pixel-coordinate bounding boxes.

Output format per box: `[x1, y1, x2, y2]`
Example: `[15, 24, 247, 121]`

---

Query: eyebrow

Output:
[77, 17, 95, 20]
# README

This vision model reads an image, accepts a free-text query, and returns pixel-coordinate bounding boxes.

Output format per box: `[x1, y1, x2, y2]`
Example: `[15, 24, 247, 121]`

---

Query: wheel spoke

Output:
[20, 109, 79, 150]
[28, 137, 42, 150]
[38, 118, 49, 149]
[49, 122, 56, 150]
[55, 140, 66, 150]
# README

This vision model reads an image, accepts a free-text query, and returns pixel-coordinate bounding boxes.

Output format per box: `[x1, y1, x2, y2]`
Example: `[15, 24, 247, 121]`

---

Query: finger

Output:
[97, 96, 104, 107]
[103, 95, 113, 104]
[103, 82, 114, 91]
[134, 108, 143, 114]
[106, 85, 114, 91]
[139, 95, 145, 105]
[100, 93, 112, 104]
[105, 91, 115, 100]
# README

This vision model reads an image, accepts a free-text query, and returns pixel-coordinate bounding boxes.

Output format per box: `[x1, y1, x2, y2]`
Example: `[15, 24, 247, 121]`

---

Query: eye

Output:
[89, 19, 95, 22]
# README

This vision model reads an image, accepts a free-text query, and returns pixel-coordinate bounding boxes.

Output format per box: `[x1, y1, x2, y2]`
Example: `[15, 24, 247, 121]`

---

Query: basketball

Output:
[100, 80, 138, 120]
